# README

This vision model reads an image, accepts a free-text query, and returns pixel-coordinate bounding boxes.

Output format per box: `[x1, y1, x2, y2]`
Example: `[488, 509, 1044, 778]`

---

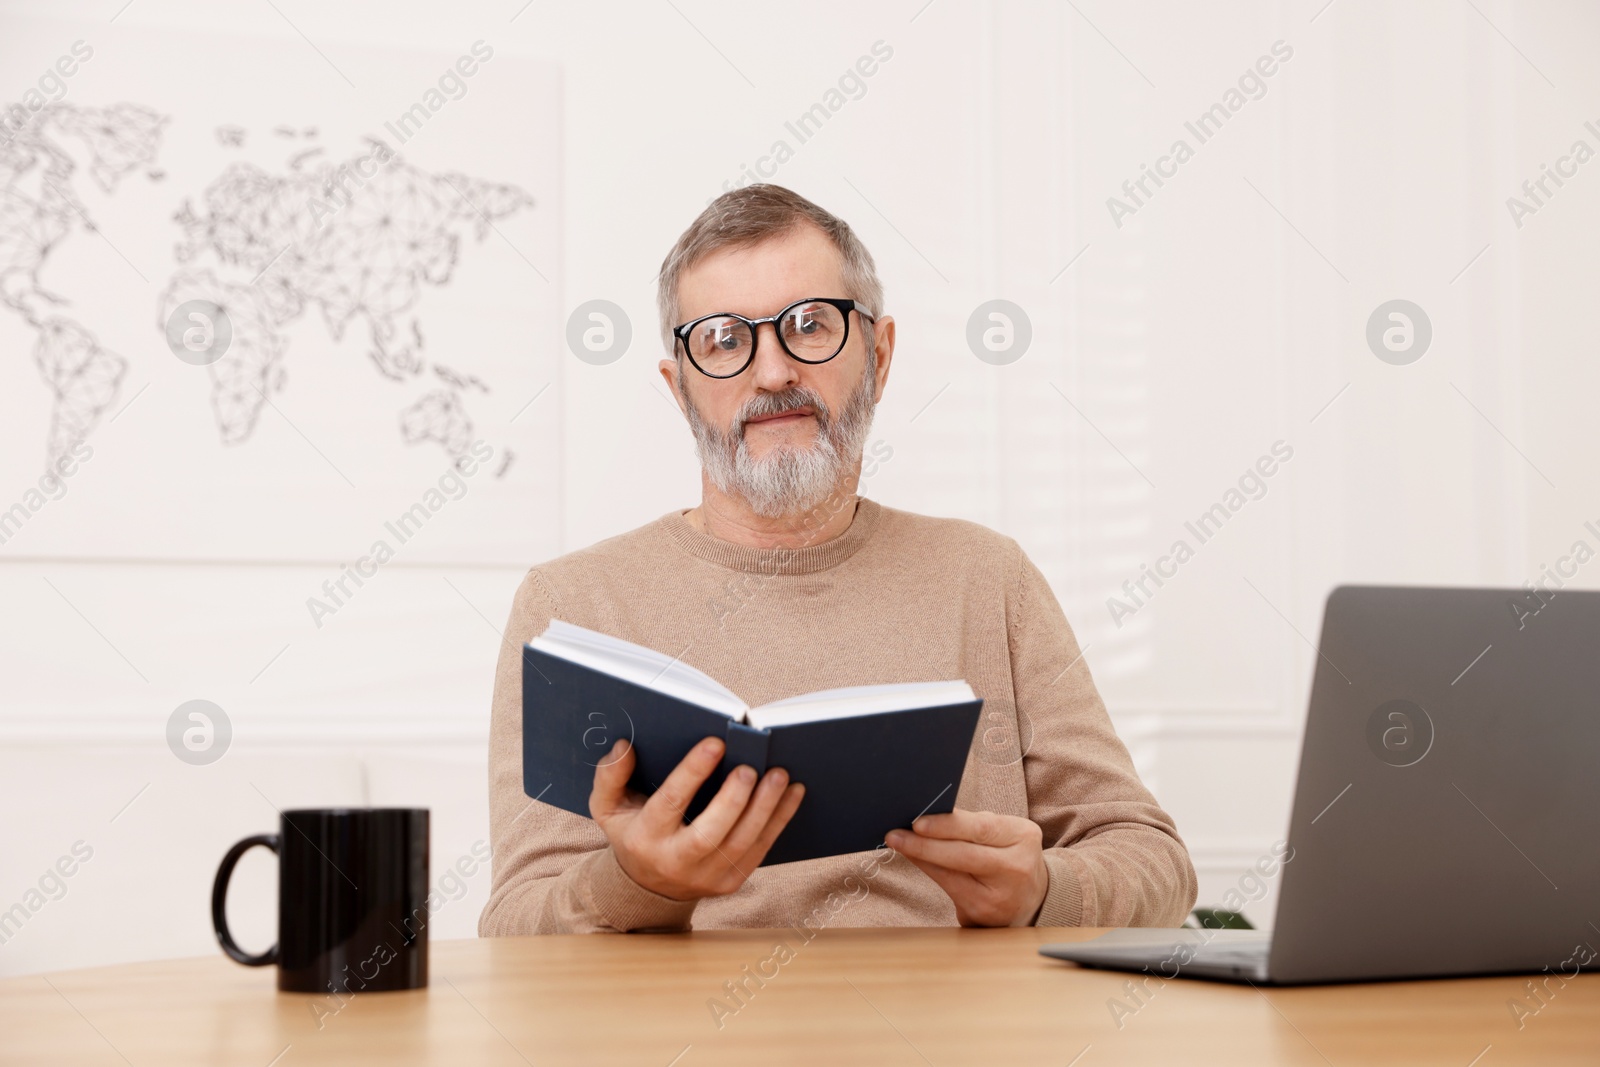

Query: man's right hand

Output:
[589, 736, 805, 902]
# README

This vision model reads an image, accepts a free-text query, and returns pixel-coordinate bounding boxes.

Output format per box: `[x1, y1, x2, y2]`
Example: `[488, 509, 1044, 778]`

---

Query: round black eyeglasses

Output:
[672, 297, 875, 379]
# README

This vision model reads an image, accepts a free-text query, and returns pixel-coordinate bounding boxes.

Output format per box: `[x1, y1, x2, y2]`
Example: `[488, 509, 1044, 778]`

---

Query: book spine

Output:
[720, 721, 771, 778]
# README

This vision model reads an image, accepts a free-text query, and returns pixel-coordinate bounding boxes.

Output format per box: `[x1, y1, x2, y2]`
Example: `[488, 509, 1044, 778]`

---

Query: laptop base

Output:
[1040, 929, 1274, 985]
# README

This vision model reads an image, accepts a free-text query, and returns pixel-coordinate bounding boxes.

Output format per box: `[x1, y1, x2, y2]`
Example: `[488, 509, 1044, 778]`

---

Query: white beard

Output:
[680, 353, 877, 519]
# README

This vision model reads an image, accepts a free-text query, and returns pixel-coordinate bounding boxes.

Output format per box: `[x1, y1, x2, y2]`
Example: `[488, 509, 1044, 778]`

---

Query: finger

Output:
[910, 810, 1018, 846]
[720, 767, 791, 858]
[889, 851, 985, 921]
[640, 736, 724, 832]
[896, 852, 982, 902]
[588, 738, 637, 822]
[885, 831, 1006, 876]
[735, 782, 806, 868]
[685, 763, 761, 849]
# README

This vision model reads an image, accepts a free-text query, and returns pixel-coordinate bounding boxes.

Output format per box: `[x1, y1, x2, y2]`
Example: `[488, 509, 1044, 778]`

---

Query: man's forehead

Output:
[677, 224, 846, 318]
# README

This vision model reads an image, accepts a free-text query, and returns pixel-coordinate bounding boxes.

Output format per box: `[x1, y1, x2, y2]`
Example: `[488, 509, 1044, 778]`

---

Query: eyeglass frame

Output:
[671, 296, 876, 379]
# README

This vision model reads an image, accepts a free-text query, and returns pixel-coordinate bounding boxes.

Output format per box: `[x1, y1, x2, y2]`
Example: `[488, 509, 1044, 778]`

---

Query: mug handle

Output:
[212, 833, 281, 966]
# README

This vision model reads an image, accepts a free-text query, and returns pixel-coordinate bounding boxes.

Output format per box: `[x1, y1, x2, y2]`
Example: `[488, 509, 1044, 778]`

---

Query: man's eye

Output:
[714, 330, 739, 349]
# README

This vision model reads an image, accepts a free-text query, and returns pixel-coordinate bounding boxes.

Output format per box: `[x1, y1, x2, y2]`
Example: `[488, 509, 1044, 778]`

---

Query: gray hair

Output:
[656, 184, 884, 355]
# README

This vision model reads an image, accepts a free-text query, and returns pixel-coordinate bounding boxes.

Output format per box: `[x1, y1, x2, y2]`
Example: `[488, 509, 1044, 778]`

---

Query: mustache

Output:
[737, 388, 830, 435]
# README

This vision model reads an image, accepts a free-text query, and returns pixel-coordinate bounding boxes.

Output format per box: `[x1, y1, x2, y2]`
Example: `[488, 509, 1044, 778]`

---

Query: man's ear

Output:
[658, 356, 689, 418]
[870, 314, 895, 404]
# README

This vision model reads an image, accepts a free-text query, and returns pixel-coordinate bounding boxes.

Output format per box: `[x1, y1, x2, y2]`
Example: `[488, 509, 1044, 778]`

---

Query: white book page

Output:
[530, 619, 748, 717]
[745, 680, 975, 731]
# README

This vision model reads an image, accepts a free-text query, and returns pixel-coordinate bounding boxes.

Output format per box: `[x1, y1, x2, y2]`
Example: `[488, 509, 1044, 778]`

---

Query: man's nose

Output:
[749, 321, 799, 390]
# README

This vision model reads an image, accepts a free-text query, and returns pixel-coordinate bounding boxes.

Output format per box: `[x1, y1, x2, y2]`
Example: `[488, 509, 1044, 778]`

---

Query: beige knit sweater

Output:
[479, 496, 1197, 934]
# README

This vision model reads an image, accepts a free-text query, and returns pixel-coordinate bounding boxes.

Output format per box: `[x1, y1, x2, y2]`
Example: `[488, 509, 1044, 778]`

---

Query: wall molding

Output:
[0, 711, 491, 745]
[1113, 709, 1302, 738]
[1184, 838, 1289, 870]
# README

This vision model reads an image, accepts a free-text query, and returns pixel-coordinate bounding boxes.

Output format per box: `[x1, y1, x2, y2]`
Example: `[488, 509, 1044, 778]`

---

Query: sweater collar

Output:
[659, 496, 882, 575]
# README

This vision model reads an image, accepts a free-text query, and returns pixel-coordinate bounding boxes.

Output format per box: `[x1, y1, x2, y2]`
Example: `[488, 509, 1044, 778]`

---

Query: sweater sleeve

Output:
[1006, 547, 1199, 928]
[477, 569, 699, 935]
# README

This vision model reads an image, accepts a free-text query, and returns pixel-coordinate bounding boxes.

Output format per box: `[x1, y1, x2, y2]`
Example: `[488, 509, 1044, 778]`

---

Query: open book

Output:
[521, 619, 984, 866]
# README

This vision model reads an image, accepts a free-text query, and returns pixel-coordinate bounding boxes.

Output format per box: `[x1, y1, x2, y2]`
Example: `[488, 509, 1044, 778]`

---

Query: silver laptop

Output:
[1041, 585, 1600, 985]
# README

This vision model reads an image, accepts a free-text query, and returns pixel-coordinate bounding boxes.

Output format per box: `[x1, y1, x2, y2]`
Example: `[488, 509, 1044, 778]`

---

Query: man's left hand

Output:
[886, 810, 1049, 927]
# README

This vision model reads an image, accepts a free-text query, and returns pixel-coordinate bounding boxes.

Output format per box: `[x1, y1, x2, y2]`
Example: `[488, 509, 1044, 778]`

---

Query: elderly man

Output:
[480, 184, 1197, 935]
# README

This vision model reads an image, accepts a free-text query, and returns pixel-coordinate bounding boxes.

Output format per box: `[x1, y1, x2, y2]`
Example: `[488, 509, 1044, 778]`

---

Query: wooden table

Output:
[4, 927, 1597, 1065]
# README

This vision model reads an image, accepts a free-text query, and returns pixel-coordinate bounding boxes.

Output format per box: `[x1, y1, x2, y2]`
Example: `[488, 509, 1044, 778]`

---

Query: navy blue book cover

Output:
[521, 645, 983, 866]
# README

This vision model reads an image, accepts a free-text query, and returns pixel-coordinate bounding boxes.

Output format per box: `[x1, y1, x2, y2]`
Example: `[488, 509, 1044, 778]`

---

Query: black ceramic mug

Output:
[212, 808, 429, 994]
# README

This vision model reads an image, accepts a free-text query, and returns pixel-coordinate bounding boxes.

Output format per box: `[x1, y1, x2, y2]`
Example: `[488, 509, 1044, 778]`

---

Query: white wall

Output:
[3, 0, 1597, 976]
